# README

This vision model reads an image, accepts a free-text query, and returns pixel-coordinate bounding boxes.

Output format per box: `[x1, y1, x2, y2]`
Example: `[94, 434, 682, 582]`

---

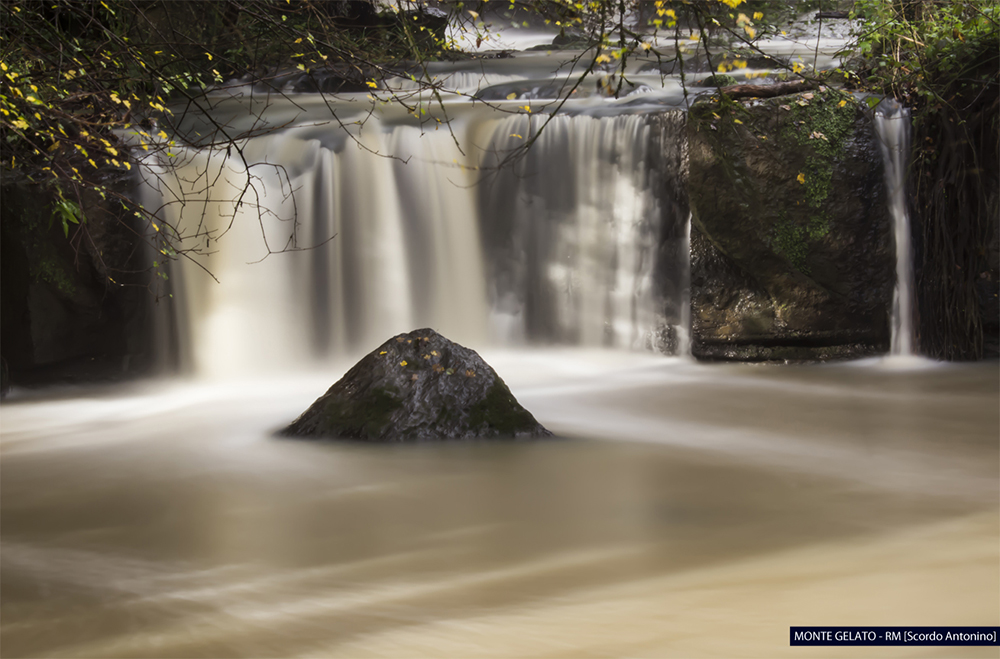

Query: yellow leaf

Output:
[797, 173, 806, 184]
[838, 99, 848, 107]
[733, 118, 743, 124]
[89, 158, 98, 169]
[379, 351, 387, 355]
[206, 52, 213, 61]
[595, 53, 611, 64]
[157, 130, 168, 140]
[366, 80, 378, 88]
[506, 92, 517, 100]
[400, 360, 408, 366]
[753, 11, 764, 20]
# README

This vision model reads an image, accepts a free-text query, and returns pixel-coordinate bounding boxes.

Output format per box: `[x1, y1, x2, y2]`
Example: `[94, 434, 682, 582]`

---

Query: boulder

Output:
[283, 328, 551, 441]
[687, 88, 895, 360]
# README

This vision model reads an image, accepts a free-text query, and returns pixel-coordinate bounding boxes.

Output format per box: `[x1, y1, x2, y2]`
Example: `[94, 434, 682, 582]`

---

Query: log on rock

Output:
[719, 80, 816, 99]
[282, 328, 552, 442]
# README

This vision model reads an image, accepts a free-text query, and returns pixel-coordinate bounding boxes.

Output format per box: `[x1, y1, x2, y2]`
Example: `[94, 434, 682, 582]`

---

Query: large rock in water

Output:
[283, 329, 551, 441]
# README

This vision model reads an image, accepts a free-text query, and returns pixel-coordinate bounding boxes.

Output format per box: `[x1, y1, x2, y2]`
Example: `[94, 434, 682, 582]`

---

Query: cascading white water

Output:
[875, 100, 915, 356]
[139, 105, 689, 378]
[478, 112, 683, 349]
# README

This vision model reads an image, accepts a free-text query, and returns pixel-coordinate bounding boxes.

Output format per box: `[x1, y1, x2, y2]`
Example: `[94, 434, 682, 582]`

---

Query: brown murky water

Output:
[2, 353, 997, 658]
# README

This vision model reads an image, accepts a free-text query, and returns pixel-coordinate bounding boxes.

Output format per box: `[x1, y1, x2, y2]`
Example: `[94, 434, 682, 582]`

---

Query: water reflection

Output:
[2, 353, 998, 657]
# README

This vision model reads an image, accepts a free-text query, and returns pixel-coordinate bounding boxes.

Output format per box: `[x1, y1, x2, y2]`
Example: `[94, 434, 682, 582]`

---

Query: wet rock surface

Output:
[687, 89, 894, 361]
[283, 328, 551, 441]
[0, 182, 155, 389]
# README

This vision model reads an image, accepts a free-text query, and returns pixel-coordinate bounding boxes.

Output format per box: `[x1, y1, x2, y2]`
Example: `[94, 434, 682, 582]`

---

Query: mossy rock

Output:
[687, 89, 895, 359]
[282, 328, 551, 441]
[697, 74, 738, 87]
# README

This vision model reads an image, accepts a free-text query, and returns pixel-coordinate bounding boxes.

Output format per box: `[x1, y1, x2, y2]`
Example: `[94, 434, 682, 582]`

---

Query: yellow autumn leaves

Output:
[381, 340, 468, 377]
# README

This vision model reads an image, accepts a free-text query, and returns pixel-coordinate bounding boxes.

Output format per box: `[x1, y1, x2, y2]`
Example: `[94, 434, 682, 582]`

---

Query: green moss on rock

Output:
[319, 386, 403, 437]
[467, 380, 539, 436]
[687, 87, 894, 360]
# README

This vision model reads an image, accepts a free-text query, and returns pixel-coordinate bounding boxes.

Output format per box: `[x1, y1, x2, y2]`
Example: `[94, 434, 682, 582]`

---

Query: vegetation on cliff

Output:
[848, 0, 999, 359]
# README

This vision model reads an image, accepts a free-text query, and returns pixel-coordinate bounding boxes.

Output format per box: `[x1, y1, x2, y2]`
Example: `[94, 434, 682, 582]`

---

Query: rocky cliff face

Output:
[0, 182, 156, 390]
[685, 89, 895, 361]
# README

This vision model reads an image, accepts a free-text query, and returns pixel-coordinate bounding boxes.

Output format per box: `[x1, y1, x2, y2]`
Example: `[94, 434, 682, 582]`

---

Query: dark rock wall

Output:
[685, 91, 895, 361]
[0, 182, 156, 389]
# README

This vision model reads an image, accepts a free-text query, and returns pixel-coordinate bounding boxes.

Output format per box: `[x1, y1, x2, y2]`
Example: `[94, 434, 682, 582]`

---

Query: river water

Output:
[2, 353, 997, 657]
[4, 10, 998, 657]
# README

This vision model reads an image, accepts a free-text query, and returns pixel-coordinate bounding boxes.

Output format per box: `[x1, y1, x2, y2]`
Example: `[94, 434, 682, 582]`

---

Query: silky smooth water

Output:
[876, 102, 915, 356]
[132, 11, 854, 377]
[2, 353, 998, 657]
[5, 14, 995, 658]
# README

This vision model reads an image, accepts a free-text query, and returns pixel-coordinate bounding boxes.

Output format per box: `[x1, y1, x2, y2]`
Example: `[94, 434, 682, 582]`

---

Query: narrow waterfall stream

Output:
[875, 101, 916, 356]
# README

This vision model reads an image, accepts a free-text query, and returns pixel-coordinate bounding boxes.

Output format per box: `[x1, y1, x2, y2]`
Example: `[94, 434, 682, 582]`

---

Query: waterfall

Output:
[479, 112, 687, 349]
[875, 100, 915, 356]
[139, 107, 690, 378]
